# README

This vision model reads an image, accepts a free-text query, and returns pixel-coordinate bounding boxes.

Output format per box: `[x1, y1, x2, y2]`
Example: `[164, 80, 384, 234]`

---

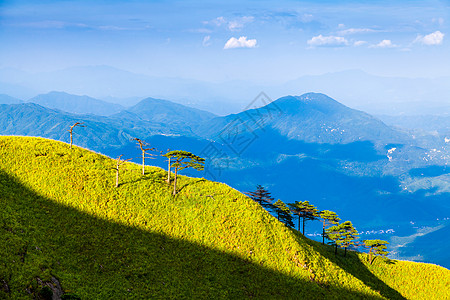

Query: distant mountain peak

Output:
[271, 92, 347, 115]
[28, 91, 124, 116]
[0, 94, 22, 104]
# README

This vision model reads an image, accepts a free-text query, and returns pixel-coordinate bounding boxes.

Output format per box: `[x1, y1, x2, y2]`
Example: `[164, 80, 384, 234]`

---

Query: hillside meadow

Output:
[0, 136, 449, 299]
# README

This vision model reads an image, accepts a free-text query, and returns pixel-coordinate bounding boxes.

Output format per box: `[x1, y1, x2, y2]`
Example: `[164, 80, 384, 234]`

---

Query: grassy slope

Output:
[0, 136, 448, 299]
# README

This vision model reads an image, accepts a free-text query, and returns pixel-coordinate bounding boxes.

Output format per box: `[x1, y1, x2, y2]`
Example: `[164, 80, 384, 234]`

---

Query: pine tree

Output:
[245, 185, 274, 211]
[363, 239, 389, 264]
[273, 199, 294, 228]
[288, 201, 318, 235]
[319, 210, 340, 244]
[326, 221, 359, 256]
[162, 148, 172, 183]
[165, 150, 205, 195]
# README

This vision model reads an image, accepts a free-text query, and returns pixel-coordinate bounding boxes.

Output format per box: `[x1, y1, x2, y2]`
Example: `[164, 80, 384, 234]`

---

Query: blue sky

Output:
[0, 0, 449, 82]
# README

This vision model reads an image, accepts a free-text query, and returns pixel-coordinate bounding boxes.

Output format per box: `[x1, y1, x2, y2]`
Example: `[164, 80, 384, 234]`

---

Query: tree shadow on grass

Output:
[298, 233, 406, 300]
[177, 177, 206, 193]
[1, 170, 388, 299]
[120, 167, 167, 186]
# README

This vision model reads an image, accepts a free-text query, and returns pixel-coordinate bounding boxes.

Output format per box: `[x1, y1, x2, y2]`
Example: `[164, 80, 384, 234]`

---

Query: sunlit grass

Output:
[0, 136, 448, 299]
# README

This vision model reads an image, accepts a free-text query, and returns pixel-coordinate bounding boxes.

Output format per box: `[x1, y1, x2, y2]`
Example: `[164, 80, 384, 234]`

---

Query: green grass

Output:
[0, 136, 449, 299]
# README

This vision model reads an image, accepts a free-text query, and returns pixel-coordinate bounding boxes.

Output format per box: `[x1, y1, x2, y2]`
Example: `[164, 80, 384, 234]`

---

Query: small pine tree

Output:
[363, 239, 389, 264]
[163, 148, 172, 183]
[245, 185, 274, 211]
[273, 199, 294, 228]
[288, 201, 318, 235]
[165, 150, 205, 195]
[319, 210, 340, 245]
[327, 221, 359, 256]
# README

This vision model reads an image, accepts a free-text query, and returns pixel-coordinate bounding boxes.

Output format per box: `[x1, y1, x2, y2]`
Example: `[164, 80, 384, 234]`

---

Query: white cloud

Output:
[370, 39, 397, 48]
[224, 36, 257, 49]
[202, 35, 211, 47]
[338, 28, 377, 35]
[228, 16, 254, 31]
[414, 31, 444, 45]
[307, 34, 348, 47]
[353, 40, 367, 47]
[203, 16, 226, 27]
[204, 16, 254, 31]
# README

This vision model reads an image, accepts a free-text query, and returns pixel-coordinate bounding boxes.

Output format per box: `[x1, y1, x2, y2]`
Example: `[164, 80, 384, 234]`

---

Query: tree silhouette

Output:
[319, 210, 340, 245]
[273, 199, 294, 228]
[132, 138, 156, 175]
[288, 201, 318, 235]
[363, 239, 389, 264]
[327, 221, 359, 256]
[68, 122, 85, 149]
[114, 155, 132, 188]
[165, 150, 205, 195]
[245, 185, 274, 211]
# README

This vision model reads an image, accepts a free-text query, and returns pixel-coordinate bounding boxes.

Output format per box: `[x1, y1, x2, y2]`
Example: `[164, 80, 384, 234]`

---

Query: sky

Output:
[0, 0, 449, 84]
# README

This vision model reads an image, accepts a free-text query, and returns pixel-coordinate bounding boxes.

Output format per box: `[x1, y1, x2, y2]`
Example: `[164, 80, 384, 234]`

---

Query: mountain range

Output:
[1, 66, 450, 116]
[0, 91, 449, 268]
[29, 91, 124, 116]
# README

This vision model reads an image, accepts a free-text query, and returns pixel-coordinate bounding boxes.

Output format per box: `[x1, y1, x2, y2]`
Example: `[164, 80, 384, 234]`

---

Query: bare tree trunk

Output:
[302, 217, 305, 235]
[322, 226, 325, 244]
[70, 132, 73, 149]
[172, 166, 178, 195]
[166, 157, 171, 183]
[114, 154, 130, 188]
[142, 150, 145, 175]
[115, 158, 120, 188]
[369, 249, 373, 264]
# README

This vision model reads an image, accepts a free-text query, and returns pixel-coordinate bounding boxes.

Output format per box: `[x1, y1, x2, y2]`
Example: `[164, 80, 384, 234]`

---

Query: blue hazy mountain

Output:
[28, 91, 125, 116]
[116, 97, 216, 129]
[0, 101, 211, 151]
[197, 93, 408, 145]
[2, 67, 450, 116]
[0, 94, 22, 104]
[0, 103, 138, 149]
[279, 70, 450, 115]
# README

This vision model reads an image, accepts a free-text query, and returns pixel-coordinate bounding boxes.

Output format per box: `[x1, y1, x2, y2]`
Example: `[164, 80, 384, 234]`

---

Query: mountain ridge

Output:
[28, 91, 125, 116]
